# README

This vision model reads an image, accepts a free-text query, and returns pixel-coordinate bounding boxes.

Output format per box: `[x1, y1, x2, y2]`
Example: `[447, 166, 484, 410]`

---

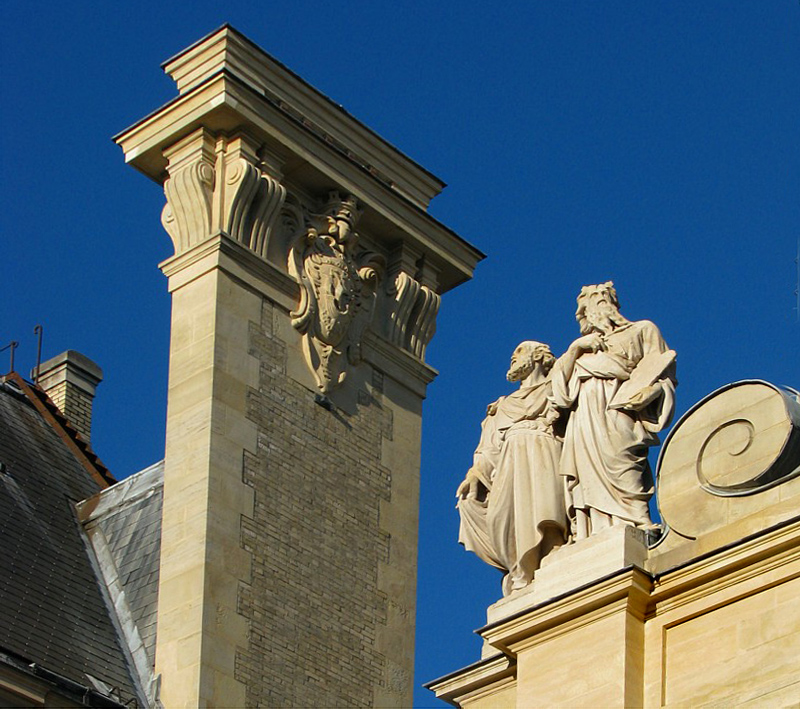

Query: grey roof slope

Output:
[0, 376, 141, 705]
[78, 460, 163, 677]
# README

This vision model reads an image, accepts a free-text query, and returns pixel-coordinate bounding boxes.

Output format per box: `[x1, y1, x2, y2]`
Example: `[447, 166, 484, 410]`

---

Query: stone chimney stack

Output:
[35, 351, 103, 442]
[115, 26, 482, 708]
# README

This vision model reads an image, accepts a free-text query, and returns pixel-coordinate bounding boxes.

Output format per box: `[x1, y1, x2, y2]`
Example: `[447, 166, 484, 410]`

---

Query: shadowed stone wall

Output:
[237, 299, 394, 707]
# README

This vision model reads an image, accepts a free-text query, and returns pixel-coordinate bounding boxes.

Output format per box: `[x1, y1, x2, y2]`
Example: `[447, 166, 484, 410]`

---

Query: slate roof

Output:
[0, 375, 142, 706]
[79, 460, 163, 674]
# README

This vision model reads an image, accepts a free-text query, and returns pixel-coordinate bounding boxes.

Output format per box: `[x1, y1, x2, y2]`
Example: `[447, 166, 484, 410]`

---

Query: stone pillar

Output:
[115, 26, 482, 709]
[35, 350, 103, 442]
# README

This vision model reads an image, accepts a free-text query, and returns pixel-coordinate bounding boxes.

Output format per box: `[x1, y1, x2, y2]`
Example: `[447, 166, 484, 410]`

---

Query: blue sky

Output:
[3, 2, 800, 706]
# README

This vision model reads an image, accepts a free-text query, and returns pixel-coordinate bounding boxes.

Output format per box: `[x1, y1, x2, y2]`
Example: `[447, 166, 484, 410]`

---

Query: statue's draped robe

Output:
[458, 381, 566, 592]
[551, 320, 675, 531]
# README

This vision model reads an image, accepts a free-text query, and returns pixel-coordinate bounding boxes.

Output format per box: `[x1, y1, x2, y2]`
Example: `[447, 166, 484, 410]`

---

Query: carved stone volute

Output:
[161, 130, 216, 253]
[289, 192, 385, 394]
[221, 136, 286, 259]
[161, 129, 287, 260]
[385, 246, 441, 362]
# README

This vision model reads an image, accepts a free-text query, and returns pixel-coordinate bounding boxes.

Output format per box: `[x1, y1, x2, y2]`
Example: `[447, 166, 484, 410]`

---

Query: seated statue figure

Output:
[457, 341, 567, 595]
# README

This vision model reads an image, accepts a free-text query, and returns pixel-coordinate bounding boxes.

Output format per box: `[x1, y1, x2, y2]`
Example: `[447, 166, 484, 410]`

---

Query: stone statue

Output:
[550, 282, 676, 540]
[457, 341, 568, 595]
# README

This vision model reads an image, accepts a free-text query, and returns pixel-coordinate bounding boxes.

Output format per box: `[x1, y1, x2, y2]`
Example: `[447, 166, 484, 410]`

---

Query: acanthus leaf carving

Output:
[288, 192, 385, 395]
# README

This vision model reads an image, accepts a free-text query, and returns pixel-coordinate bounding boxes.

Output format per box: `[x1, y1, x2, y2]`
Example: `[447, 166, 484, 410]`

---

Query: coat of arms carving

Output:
[288, 193, 384, 395]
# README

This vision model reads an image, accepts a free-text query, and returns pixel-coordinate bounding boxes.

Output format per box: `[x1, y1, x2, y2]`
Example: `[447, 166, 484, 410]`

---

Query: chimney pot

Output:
[34, 350, 103, 442]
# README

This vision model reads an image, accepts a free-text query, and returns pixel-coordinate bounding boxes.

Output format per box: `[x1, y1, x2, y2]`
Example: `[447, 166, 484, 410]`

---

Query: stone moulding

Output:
[428, 518, 800, 708]
[478, 567, 652, 657]
[161, 25, 446, 211]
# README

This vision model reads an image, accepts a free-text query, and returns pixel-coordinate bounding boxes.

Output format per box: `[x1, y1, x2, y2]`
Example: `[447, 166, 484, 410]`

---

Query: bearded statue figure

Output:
[550, 282, 677, 540]
[457, 341, 568, 596]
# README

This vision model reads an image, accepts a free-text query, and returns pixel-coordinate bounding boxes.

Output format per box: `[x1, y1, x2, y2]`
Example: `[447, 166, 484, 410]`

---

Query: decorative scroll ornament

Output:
[386, 270, 440, 361]
[224, 154, 286, 259]
[657, 380, 800, 540]
[160, 131, 288, 261]
[161, 155, 215, 253]
[289, 193, 385, 394]
[407, 285, 440, 359]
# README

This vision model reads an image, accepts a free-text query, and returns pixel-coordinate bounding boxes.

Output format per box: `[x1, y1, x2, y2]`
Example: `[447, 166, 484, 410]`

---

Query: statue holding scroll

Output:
[457, 341, 568, 595]
[551, 282, 677, 540]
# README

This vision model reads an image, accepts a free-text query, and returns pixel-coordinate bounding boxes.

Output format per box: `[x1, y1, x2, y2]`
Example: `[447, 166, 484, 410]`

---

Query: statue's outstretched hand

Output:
[456, 470, 481, 500]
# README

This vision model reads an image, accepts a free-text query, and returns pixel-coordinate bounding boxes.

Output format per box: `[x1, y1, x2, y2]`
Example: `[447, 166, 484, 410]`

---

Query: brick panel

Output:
[237, 299, 393, 707]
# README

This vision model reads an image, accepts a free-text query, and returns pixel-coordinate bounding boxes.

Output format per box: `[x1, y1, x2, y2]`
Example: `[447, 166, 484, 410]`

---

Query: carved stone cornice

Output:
[114, 69, 484, 294]
[159, 232, 298, 312]
[362, 330, 438, 399]
[424, 654, 515, 708]
[478, 568, 652, 657]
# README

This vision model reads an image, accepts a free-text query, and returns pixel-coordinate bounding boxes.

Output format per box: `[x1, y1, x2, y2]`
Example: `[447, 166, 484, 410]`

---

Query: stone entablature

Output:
[161, 25, 444, 211]
[115, 25, 481, 294]
[117, 25, 482, 393]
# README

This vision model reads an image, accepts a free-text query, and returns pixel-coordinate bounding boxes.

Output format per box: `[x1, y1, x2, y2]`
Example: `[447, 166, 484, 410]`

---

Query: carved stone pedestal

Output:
[485, 524, 649, 630]
[458, 527, 652, 707]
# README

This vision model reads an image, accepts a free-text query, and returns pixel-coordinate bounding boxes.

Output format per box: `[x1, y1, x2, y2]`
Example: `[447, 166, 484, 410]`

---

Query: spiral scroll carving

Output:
[656, 380, 800, 541]
[225, 158, 287, 258]
[696, 418, 759, 493]
[226, 160, 262, 247]
[249, 176, 287, 259]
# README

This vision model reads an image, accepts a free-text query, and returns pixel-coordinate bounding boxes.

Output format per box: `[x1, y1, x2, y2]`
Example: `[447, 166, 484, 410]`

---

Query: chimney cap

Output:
[35, 350, 103, 392]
